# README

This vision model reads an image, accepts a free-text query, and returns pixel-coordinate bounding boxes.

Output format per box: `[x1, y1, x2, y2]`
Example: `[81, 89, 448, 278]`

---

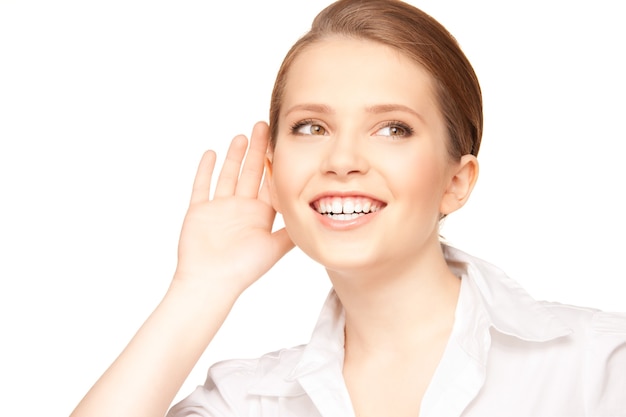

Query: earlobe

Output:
[440, 155, 479, 215]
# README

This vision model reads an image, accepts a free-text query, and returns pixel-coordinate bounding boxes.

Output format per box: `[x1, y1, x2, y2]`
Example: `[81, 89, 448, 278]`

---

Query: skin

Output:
[268, 38, 478, 416]
[70, 37, 478, 417]
[70, 124, 294, 417]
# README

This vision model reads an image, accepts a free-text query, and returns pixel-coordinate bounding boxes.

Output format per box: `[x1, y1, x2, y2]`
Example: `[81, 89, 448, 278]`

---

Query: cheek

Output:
[269, 151, 314, 247]
[270, 147, 309, 208]
[387, 151, 450, 217]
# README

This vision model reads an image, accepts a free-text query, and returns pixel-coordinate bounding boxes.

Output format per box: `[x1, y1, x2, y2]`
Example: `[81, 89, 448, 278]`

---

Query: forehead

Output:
[281, 37, 440, 117]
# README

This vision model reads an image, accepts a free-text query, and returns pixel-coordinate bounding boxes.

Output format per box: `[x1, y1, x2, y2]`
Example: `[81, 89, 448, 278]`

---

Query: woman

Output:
[71, 1, 626, 416]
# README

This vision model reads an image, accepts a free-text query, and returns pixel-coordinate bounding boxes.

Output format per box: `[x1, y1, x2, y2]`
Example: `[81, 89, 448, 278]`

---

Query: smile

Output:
[310, 196, 386, 220]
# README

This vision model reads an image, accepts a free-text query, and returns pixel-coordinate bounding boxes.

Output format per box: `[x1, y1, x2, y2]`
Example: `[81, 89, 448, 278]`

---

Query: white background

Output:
[1, 1, 624, 415]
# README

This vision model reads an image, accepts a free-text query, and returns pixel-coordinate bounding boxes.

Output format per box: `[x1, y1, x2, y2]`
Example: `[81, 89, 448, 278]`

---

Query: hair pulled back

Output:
[269, 0, 482, 159]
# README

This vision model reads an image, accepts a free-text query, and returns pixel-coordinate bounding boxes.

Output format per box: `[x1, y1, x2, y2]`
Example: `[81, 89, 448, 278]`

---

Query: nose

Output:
[321, 132, 369, 177]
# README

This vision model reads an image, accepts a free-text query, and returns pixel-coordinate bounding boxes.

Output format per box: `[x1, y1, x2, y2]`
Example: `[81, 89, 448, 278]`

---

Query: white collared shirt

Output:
[168, 246, 626, 416]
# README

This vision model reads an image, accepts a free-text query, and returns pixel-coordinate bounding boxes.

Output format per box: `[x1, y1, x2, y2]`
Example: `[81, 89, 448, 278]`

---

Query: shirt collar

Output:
[246, 291, 346, 397]
[248, 244, 573, 397]
[443, 244, 572, 343]
[286, 290, 346, 380]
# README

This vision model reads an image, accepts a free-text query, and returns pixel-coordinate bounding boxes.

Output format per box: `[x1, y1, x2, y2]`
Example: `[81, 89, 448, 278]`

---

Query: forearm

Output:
[70, 125, 293, 416]
[70, 280, 238, 417]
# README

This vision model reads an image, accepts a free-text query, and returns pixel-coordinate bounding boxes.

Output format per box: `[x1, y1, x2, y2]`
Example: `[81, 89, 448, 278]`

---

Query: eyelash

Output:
[290, 119, 321, 135]
[377, 121, 414, 138]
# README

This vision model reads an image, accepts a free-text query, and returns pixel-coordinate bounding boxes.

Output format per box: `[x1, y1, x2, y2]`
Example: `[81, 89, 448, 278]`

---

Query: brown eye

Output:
[292, 121, 327, 136]
[388, 126, 406, 136]
[375, 122, 413, 138]
[310, 124, 326, 135]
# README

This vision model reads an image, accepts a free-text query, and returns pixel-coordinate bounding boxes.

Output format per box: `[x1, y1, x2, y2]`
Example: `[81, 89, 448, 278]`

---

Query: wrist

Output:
[167, 272, 241, 314]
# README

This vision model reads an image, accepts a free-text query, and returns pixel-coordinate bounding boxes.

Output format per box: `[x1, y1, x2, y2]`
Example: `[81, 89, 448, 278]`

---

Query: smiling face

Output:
[268, 37, 473, 275]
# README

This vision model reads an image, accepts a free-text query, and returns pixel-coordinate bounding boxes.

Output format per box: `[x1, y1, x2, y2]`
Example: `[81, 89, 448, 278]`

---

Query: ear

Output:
[264, 150, 282, 213]
[439, 154, 479, 216]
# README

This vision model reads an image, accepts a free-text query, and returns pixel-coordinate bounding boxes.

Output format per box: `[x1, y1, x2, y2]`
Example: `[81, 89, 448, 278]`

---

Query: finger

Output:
[213, 135, 248, 198]
[235, 121, 270, 198]
[189, 150, 216, 204]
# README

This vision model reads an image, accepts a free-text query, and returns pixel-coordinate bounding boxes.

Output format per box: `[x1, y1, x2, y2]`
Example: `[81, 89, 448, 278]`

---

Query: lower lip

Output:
[314, 209, 381, 230]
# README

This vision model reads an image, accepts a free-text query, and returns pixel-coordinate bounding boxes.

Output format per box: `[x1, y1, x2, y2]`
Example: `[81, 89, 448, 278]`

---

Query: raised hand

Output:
[174, 121, 294, 295]
[70, 122, 294, 417]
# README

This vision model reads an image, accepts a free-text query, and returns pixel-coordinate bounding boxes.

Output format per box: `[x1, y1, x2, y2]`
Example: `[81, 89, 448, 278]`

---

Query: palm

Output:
[175, 122, 293, 293]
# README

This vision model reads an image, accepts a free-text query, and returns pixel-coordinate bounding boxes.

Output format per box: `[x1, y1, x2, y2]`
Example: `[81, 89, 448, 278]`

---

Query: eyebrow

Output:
[365, 104, 425, 122]
[284, 103, 424, 122]
[284, 103, 335, 116]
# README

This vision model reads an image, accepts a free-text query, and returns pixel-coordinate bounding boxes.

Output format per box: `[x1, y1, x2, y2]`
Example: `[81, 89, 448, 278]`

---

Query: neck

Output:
[328, 241, 460, 355]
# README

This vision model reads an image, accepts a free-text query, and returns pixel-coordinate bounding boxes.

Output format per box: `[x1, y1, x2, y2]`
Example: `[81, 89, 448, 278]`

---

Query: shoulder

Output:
[541, 302, 626, 416]
[532, 300, 626, 358]
[208, 344, 307, 393]
[167, 345, 308, 416]
[540, 301, 626, 339]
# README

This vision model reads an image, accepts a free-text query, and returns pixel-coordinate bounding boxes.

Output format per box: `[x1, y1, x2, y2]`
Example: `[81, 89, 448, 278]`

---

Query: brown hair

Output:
[268, 0, 482, 159]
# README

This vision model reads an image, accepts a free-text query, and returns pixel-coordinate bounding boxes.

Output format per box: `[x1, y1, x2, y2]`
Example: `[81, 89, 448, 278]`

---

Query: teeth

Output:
[343, 200, 355, 214]
[313, 196, 384, 216]
[326, 213, 361, 221]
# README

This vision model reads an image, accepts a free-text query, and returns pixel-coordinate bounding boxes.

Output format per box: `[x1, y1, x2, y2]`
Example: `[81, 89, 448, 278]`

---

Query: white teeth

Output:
[343, 200, 355, 214]
[314, 196, 384, 217]
[331, 198, 342, 214]
[326, 213, 361, 220]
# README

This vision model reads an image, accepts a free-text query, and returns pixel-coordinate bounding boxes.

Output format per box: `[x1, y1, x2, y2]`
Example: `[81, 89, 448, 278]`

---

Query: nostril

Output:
[321, 145, 369, 176]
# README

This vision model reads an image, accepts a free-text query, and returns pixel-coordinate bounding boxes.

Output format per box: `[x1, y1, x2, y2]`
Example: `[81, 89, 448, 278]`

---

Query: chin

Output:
[305, 245, 385, 276]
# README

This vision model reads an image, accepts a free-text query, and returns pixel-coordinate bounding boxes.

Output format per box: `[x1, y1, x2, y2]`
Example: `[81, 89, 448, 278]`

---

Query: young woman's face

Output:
[269, 38, 460, 274]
